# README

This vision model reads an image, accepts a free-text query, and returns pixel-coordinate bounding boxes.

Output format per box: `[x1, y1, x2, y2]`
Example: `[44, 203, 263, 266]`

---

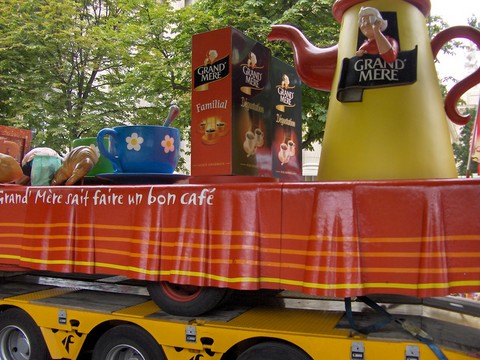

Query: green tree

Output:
[0, 0, 178, 152]
[2, 0, 477, 172]
[453, 107, 478, 176]
[1, 0, 339, 155]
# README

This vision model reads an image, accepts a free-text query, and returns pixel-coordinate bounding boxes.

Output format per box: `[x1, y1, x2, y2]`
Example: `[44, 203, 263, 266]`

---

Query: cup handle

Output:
[431, 26, 480, 125]
[96, 128, 121, 172]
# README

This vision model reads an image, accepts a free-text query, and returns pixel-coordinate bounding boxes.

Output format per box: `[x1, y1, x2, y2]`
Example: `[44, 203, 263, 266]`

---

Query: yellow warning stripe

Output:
[0, 222, 280, 238]
[1, 253, 479, 279]
[0, 242, 477, 260]
[0, 241, 267, 252]
[2, 222, 480, 243]
[1, 254, 478, 291]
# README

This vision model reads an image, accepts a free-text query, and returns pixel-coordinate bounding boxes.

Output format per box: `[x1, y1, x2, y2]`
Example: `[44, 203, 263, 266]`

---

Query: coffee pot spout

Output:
[267, 25, 338, 91]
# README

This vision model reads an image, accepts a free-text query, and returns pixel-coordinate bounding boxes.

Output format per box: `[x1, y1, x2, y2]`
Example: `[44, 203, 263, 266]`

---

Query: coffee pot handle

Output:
[96, 128, 121, 172]
[431, 25, 480, 125]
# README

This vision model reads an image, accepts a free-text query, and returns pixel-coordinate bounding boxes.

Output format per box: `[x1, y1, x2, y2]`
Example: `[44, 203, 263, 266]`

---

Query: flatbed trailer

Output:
[1, 271, 479, 360]
[1, 178, 480, 359]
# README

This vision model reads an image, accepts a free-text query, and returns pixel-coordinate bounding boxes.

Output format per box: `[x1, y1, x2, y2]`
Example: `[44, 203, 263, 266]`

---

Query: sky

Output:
[430, 0, 479, 26]
[429, 0, 479, 91]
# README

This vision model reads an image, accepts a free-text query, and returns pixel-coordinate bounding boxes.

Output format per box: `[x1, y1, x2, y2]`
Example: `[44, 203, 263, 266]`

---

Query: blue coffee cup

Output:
[96, 125, 180, 173]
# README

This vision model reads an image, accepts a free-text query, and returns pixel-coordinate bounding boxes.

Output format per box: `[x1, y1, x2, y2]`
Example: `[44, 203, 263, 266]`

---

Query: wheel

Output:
[147, 281, 229, 316]
[0, 308, 51, 360]
[92, 324, 166, 360]
[237, 342, 312, 360]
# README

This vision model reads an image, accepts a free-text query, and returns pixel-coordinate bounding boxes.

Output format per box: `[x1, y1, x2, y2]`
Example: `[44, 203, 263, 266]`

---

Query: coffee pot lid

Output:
[332, 0, 431, 22]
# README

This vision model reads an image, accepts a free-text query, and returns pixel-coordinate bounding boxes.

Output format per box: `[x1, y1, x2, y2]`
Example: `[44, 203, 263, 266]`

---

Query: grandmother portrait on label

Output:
[356, 7, 399, 63]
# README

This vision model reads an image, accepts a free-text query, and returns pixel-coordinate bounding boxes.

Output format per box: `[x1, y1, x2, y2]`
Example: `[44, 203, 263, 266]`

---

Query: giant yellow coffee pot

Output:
[268, 0, 480, 180]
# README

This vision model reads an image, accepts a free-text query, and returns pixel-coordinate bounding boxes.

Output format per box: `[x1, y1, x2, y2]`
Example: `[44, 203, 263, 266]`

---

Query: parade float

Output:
[0, 0, 479, 319]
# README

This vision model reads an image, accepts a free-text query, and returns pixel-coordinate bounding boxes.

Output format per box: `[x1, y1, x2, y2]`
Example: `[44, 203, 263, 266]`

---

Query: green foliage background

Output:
[0, 0, 478, 174]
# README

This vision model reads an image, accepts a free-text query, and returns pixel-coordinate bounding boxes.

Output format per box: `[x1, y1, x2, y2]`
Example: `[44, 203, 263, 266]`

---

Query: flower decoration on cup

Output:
[126, 133, 144, 151]
[161, 134, 175, 153]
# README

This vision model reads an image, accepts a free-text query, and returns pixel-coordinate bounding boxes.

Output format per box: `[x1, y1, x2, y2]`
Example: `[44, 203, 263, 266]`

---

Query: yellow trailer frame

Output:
[0, 273, 478, 360]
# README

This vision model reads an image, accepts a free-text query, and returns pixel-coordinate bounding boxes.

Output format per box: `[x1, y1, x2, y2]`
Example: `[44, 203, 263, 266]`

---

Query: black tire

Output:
[92, 324, 166, 360]
[147, 281, 228, 316]
[0, 308, 51, 360]
[238, 342, 312, 360]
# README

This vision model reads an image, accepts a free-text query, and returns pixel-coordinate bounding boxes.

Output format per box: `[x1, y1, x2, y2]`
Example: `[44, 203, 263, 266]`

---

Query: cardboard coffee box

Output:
[191, 27, 302, 180]
[191, 27, 272, 177]
[269, 57, 303, 181]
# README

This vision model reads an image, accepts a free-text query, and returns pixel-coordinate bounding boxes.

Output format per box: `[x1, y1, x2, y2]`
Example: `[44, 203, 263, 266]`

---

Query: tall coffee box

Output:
[269, 56, 303, 181]
[191, 27, 302, 180]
